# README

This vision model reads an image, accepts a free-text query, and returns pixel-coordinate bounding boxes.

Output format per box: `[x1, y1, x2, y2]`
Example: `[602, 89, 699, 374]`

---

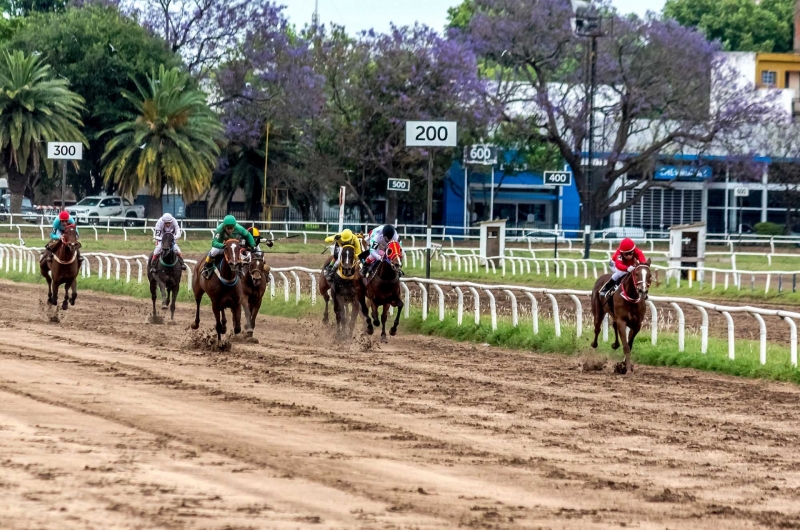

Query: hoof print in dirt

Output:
[188, 330, 232, 352]
[48, 313, 60, 323]
[149, 315, 165, 325]
[245, 336, 259, 344]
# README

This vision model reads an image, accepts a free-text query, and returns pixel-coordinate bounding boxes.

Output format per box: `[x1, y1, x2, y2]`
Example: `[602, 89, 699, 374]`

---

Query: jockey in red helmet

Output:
[599, 238, 647, 298]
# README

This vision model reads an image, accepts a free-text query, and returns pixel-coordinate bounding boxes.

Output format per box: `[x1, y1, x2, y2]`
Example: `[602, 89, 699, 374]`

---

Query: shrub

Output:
[754, 222, 785, 236]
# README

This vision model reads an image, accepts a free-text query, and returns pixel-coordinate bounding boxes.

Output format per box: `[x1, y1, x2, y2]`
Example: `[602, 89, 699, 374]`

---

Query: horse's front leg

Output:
[242, 299, 254, 336]
[379, 304, 389, 343]
[390, 300, 403, 336]
[68, 277, 77, 306]
[611, 319, 620, 350]
[220, 306, 228, 336]
[159, 281, 168, 309]
[169, 286, 178, 321]
[321, 283, 331, 325]
[44, 272, 54, 306]
[370, 299, 380, 328]
[616, 319, 634, 376]
[212, 301, 224, 342]
[232, 301, 242, 335]
[61, 281, 70, 310]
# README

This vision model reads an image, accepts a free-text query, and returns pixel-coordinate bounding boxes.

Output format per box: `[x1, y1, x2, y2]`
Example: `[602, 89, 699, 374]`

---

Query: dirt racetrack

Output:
[2, 281, 800, 528]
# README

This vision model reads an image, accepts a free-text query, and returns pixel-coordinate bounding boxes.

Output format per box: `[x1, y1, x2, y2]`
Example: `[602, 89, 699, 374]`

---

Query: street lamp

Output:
[571, 0, 606, 259]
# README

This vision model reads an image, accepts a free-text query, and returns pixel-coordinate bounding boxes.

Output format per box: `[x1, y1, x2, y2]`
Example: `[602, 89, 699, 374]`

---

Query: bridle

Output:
[52, 225, 80, 265]
[246, 249, 264, 285]
[337, 244, 357, 280]
[213, 239, 242, 286]
[619, 263, 651, 304]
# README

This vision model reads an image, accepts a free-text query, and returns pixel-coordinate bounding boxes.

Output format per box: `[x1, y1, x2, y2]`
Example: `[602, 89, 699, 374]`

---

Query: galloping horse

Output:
[191, 239, 246, 343]
[590, 259, 653, 374]
[40, 224, 81, 310]
[240, 248, 270, 338]
[320, 243, 360, 338]
[148, 232, 182, 321]
[358, 241, 404, 343]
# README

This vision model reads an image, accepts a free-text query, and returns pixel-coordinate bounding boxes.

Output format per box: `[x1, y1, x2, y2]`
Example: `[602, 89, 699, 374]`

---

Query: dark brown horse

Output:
[358, 241, 404, 343]
[591, 259, 652, 375]
[190, 239, 246, 343]
[148, 232, 182, 321]
[240, 248, 270, 339]
[40, 224, 81, 310]
[321, 243, 360, 338]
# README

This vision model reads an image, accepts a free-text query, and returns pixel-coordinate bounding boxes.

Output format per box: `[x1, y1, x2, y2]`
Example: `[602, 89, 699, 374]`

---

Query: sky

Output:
[282, 0, 668, 34]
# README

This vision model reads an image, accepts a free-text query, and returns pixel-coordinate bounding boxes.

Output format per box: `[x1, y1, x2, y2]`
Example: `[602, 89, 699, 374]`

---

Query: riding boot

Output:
[324, 264, 335, 281]
[202, 256, 214, 279]
[77, 250, 84, 266]
[601, 278, 620, 298]
[178, 254, 187, 271]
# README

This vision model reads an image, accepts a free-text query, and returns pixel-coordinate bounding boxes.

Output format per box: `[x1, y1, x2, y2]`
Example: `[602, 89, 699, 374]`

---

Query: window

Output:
[762, 70, 777, 87]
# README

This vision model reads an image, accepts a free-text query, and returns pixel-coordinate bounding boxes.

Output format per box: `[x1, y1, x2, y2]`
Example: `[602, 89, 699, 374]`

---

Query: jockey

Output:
[599, 238, 647, 298]
[245, 226, 273, 252]
[323, 228, 363, 281]
[202, 215, 255, 278]
[41, 210, 83, 265]
[150, 213, 186, 272]
[362, 224, 400, 277]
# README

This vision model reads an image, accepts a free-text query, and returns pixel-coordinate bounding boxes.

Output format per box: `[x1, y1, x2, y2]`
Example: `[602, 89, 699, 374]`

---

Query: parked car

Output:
[66, 195, 146, 226]
[0, 194, 38, 223]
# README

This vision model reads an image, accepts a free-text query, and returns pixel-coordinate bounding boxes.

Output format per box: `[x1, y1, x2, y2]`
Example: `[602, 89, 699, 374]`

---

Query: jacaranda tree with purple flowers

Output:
[317, 23, 495, 223]
[465, 0, 780, 229]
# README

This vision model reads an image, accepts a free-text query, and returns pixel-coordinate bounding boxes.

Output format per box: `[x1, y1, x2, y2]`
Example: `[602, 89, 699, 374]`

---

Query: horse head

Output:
[386, 241, 403, 271]
[161, 232, 175, 260]
[338, 244, 357, 278]
[61, 224, 81, 253]
[247, 249, 265, 286]
[222, 238, 243, 273]
[635, 259, 652, 300]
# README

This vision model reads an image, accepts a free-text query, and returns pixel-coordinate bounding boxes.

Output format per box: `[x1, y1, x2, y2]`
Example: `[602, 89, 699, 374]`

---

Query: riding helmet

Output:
[248, 226, 260, 237]
[59, 211, 70, 222]
[340, 228, 354, 242]
[382, 224, 396, 240]
[223, 215, 237, 227]
[620, 238, 636, 252]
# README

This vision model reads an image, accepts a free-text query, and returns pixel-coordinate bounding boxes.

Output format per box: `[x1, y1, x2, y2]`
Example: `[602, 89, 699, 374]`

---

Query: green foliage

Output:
[0, 0, 65, 18]
[101, 65, 224, 214]
[4, 6, 184, 198]
[754, 222, 786, 235]
[0, 49, 86, 211]
[447, 0, 475, 30]
[663, 0, 793, 52]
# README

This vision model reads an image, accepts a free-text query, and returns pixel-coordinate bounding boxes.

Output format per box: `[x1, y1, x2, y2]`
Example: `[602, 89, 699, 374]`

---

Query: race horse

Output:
[358, 241, 404, 343]
[240, 247, 270, 339]
[40, 223, 81, 310]
[148, 231, 182, 321]
[190, 239, 247, 343]
[590, 259, 652, 375]
[319, 243, 360, 339]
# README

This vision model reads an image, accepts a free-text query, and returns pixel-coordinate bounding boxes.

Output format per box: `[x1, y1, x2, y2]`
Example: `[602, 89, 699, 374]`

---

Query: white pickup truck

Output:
[66, 195, 146, 226]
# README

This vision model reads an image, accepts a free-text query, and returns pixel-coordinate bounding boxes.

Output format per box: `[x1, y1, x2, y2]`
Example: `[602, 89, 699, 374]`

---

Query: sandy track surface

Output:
[1, 280, 800, 528]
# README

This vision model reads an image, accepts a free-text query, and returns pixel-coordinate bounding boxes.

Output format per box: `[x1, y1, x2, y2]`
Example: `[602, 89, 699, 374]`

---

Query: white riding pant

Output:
[154, 240, 181, 255]
[209, 247, 224, 258]
[610, 264, 628, 282]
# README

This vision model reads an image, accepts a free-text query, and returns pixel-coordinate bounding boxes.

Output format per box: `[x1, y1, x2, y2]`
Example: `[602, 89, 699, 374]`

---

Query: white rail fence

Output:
[1, 243, 796, 368]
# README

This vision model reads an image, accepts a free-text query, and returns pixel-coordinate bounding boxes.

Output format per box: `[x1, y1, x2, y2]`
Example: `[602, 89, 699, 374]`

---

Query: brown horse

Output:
[358, 241, 404, 343]
[240, 248, 270, 339]
[190, 239, 246, 343]
[148, 232, 182, 321]
[590, 259, 652, 374]
[320, 243, 360, 338]
[40, 224, 81, 310]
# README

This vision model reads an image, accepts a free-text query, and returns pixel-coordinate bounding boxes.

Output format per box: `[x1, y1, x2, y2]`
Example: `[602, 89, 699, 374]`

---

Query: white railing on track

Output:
[1, 242, 796, 369]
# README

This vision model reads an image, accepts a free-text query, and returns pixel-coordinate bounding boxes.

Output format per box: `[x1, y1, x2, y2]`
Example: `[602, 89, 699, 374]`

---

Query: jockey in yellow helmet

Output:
[323, 228, 362, 281]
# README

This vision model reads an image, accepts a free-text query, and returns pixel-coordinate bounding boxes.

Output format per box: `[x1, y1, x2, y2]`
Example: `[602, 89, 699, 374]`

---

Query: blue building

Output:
[442, 162, 581, 234]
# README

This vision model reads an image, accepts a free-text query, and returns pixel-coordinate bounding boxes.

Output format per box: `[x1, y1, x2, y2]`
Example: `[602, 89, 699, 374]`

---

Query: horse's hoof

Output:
[389, 328, 397, 336]
[69, 298, 76, 306]
[590, 341, 598, 348]
[234, 326, 241, 335]
[611, 343, 620, 350]
[372, 319, 380, 326]
[614, 362, 627, 375]
[366, 327, 374, 336]
[190, 322, 199, 330]
[61, 302, 68, 311]
[380, 335, 388, 343]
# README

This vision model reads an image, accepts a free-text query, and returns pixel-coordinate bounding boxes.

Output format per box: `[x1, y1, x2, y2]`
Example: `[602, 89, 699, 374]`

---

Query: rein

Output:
[159, 255, 178, 268]
[213, 265, 239, 286]
[618, 265, 650, 304]
[52, 233, 78, 265]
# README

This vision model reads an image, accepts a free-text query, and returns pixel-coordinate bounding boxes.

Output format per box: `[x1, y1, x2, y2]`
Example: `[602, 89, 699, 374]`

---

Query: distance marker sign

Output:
[387, 178, 410, 192]
[543, 171, 572, 186]
[47, 142, 83, 160]
[405, 121, 457, 147]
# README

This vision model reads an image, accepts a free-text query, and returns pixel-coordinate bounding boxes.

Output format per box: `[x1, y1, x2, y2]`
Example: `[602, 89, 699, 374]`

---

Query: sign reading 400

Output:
[405, 121, 458, 147]
[543, 171, 572, 186]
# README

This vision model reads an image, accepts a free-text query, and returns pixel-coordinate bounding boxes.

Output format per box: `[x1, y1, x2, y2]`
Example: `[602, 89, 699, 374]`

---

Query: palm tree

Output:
[0, 50, 86, 213]
[101, 65, 223, 218]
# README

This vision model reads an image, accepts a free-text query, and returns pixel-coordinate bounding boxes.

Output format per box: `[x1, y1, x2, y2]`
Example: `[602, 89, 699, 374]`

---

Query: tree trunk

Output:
[386, 192, 398, 225]
[148, 193, 163, 220]
[6, 165, 27, 214]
